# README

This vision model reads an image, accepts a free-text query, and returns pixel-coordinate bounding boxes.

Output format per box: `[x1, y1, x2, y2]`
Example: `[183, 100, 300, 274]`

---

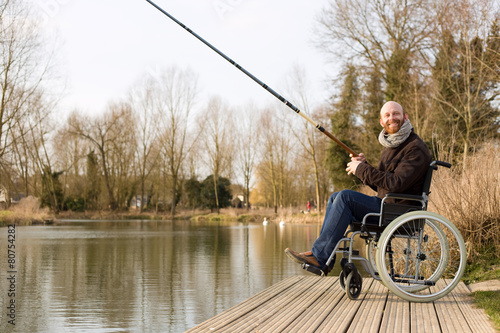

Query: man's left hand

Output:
[346, 161, 361, 176]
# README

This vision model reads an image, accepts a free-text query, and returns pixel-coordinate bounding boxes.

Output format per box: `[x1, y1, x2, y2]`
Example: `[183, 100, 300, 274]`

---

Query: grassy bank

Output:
[462, 251, 500, 331]
[0, 197, 51, 226]
[189, 207, 323, 224]
[473, 290, 500, 331]
[53, 207, 323, 224]
[0, 199, 324, 225]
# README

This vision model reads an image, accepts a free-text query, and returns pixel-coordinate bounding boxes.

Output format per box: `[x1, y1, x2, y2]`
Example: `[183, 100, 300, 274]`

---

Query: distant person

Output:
[306, 201, 311, 212]
[285, 101, 431, 269]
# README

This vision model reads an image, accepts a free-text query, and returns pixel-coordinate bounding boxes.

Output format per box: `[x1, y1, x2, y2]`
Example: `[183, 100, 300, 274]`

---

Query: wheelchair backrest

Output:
[378, 161, 451, 227]
[380, 203, 421, 227]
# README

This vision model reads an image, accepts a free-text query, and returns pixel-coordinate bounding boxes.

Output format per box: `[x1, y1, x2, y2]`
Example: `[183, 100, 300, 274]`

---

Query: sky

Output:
[36, 0, 337, 116]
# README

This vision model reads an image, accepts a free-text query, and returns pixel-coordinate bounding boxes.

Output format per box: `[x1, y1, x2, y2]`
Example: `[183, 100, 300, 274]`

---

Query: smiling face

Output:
[380, 102, 408, 134]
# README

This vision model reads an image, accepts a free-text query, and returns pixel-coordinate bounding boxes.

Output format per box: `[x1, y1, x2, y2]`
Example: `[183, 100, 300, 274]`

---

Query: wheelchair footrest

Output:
[301, 263, 329, 277]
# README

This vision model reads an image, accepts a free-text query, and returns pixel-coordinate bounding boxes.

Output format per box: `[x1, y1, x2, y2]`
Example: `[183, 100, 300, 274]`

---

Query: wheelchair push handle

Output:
[431, 160, 452, 169]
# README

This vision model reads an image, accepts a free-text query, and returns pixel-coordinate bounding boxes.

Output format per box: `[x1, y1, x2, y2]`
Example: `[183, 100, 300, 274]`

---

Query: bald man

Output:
[286, 101, 431, 271]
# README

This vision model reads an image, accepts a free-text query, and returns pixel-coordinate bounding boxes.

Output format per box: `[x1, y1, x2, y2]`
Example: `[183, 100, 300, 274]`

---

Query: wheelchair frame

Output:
[301, 161, 467, 303]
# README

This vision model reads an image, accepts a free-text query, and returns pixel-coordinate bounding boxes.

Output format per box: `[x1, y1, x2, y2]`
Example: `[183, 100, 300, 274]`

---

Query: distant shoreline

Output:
[0, 208, 324, 226]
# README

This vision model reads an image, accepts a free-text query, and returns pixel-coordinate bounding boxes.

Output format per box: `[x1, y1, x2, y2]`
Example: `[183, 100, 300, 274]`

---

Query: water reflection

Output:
[0, 220, 321, 332]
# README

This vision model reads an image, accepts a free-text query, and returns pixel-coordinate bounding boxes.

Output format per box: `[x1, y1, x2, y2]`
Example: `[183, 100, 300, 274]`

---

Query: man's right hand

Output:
[350, 153, 366, 163]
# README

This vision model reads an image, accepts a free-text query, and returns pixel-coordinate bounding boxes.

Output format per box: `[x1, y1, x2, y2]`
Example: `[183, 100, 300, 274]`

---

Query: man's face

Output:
[380, 104, 408, 134]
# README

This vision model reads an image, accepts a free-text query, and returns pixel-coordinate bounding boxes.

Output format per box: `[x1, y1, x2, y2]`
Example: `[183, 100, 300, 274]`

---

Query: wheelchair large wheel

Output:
[375, 211, 466, 302]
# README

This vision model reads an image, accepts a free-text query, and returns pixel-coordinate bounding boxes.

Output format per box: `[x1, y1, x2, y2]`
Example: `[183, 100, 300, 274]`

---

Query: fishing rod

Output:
[145, 0, 358, 156]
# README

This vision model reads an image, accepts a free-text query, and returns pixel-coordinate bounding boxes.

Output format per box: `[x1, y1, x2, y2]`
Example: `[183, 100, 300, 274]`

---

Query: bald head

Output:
[380, 101, 408, 134]
[380, 101, 404, 117]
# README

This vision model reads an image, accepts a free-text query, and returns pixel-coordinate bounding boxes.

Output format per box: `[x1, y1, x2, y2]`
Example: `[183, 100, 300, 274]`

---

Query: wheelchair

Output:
[301, 161, 467, 303]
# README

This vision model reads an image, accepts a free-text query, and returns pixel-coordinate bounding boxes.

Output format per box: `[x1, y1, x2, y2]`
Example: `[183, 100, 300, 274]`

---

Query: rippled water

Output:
[0, 220, 323, 332]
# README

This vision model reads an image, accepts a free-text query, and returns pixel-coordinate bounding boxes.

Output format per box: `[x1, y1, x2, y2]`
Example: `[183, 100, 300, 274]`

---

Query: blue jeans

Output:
[311, 190, 382, 267]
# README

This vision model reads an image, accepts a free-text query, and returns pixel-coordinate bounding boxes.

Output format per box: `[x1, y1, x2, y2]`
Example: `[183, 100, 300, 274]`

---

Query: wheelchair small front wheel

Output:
[345, 271, 362, 300]
[375, 211, 466, 303]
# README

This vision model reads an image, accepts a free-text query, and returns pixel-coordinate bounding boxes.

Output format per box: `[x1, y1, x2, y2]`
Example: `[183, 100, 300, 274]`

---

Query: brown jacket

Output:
[355, 130, 432, 201]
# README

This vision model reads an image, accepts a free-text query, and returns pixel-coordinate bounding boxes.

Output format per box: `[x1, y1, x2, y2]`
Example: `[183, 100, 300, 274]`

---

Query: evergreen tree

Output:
[200, 175, 231, 213]
[360, 65, 385, 160]
[184, 177, 202, 209]
[432, 23, 500, 164]
[41, 166, 63, 213]
[85, 150, 100, 210]
[385, 47, 412, 102]
[326, 65, 362, 190]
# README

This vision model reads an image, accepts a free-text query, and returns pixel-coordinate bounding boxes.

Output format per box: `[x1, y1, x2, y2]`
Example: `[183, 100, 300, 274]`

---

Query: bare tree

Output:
[284, 66, 329, 213]
[30, 99, 59, 212]
[257, 111, 278, 211]
[257, 107, 293, 213]
[129, 76, 162, 213]
[0, 0, 55, 198]
[68, 103, 135, 210]
[52, 117, 90, 206]
[199, 97, 234, 214]
[11, 90, 59, 211]
[153, 66, 199, 216]
[235, 103, 261, 211]
[109, 104, 136, 209]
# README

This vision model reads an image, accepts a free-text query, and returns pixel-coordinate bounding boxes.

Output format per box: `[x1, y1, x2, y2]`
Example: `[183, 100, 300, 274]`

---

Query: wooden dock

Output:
[186, 275, 496, 333]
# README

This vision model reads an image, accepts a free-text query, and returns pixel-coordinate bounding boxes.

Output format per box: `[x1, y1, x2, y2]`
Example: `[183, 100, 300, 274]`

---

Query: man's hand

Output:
[350, 153, 366, 163]
[346, 161, 361, 175]
[346, 153, 365, 176]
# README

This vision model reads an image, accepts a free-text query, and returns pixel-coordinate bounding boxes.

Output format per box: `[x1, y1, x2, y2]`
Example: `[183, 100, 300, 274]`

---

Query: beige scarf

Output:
[378, 119, 413, 148]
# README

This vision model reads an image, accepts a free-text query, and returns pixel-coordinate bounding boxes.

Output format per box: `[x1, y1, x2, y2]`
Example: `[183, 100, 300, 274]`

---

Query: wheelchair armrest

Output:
[384, 193, 424, 203]
[431, 160, 452, 169]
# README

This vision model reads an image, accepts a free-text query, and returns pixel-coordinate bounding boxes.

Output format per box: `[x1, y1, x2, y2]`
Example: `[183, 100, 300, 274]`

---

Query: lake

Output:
[0, 219, 324, 332]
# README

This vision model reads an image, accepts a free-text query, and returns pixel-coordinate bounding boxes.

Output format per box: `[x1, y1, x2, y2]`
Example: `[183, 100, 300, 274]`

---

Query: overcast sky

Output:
[37, 0, 337, 116]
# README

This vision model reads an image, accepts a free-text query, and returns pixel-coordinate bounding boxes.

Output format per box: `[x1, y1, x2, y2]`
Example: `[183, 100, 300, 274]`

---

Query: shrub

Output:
[6, 196, 50, 224]
[12, 196, 45, 216]
[429, 142, 500, 262]
[64, 197, 86, 212]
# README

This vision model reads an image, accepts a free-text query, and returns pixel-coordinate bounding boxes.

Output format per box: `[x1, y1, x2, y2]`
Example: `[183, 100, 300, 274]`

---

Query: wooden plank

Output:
[379, 293, 410, 332]
[347, 280, 388, 332]
[411, 300, 442, 333]
[219, 276, 333, 333]
[185, 275, 304, 332]
[449, 281, 496, 333]
[314, 278, 374, 333]
[280, 276, 346, 333]
[185, 276, 497, 333]
[234, 276, 328, 332]
[253, 276, 338, 332]
[433, 280, 473, 333]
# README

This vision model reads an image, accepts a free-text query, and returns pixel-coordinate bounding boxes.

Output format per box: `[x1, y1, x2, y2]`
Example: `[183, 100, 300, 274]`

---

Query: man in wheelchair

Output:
[286, 101, 432, 273]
